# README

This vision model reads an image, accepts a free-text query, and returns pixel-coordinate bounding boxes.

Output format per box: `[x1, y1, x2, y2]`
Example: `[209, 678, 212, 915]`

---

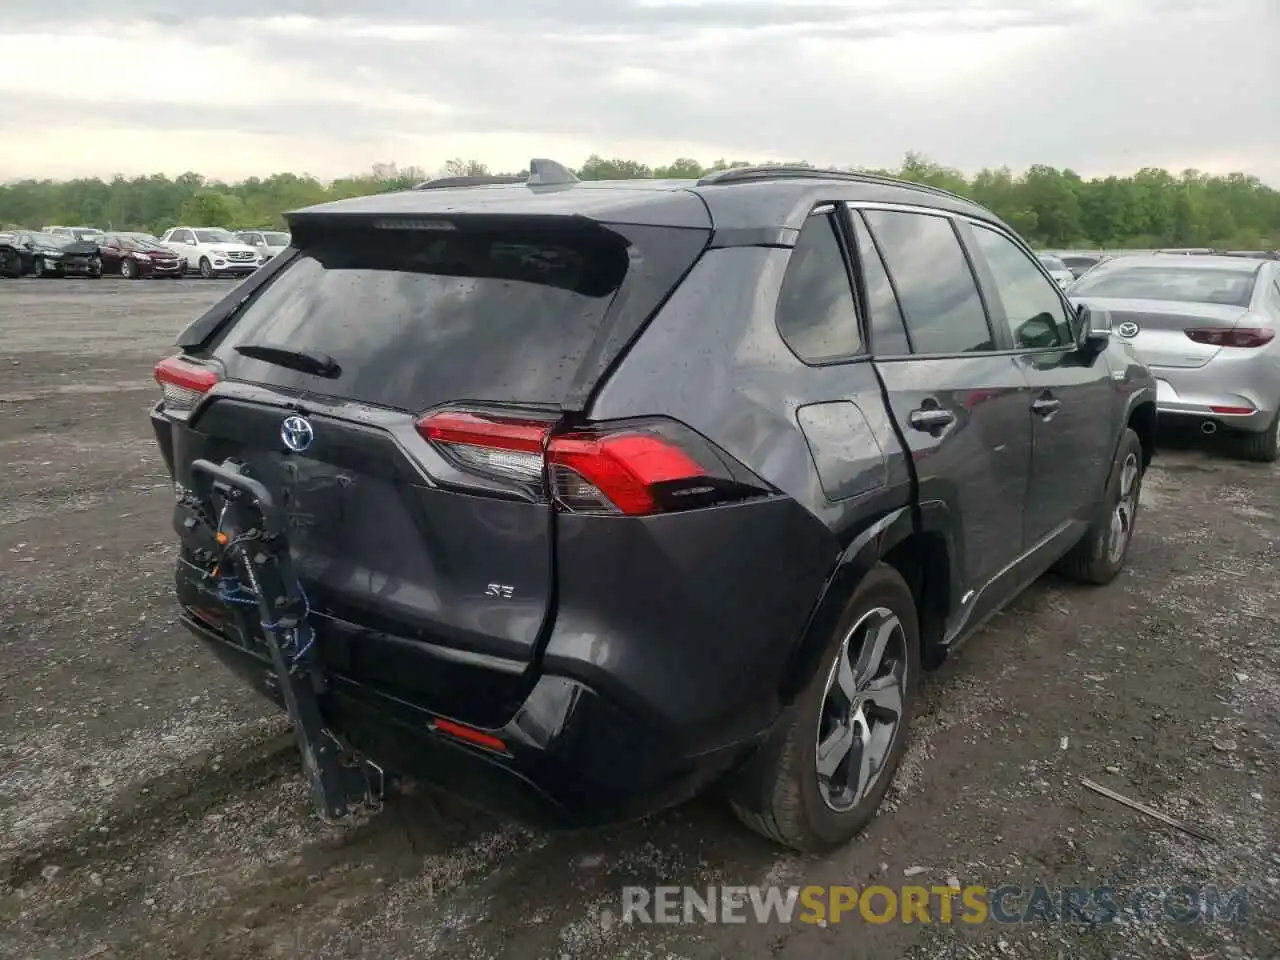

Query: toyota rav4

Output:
[150, 160, 1157, 851]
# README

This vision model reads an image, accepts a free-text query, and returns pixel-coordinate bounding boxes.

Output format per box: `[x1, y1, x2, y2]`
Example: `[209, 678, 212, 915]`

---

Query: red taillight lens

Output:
[415, 410, 768, 516]
[1210, 404, 1255, 415]
[547, 432, 704, 515]
[1185, 327, 1275, 348]
[417, 410, 550, 486]
[154, 355, 220, 412]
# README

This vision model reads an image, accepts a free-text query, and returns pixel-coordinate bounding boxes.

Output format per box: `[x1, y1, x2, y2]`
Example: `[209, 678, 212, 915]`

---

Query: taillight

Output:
[415, 410, 770, 516]
[1185, 327, 1275, 348]
[154, 355, 220, 413]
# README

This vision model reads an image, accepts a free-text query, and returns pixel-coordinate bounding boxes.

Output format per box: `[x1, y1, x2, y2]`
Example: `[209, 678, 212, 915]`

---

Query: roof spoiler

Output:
[413, 158, 580, 191]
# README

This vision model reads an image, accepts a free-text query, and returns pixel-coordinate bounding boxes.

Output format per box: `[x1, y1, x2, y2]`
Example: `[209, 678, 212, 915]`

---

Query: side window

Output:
[970, 224, 1072, 349]
[1269, 278, 1280, 314]
[863, 211, 993, 355]
[775, 212, 862, 363]
[171, 230, 191, 244]
[850, 211, 911, 355]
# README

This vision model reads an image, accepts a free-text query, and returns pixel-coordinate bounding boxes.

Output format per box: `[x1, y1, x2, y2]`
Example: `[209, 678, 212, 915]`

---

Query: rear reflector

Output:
[1185, 327, 1275, 348]
[430, 718, 508, 753]
[1210, 405, 1255, 415]
[155, 355, 220, 412]
[415, 410, 769, 516]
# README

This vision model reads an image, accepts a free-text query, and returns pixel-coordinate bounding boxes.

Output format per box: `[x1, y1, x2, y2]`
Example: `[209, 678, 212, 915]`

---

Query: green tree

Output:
[1, 153, 1276, 249]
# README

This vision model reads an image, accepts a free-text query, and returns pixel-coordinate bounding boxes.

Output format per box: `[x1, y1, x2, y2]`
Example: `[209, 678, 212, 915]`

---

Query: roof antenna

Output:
[527, 158, 580, 187]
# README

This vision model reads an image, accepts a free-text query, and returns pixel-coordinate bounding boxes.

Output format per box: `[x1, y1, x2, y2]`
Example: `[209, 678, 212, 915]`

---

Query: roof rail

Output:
[410, 158, 581, 191]
[695, 165, 968, 203]
[413, 175, 525, 190]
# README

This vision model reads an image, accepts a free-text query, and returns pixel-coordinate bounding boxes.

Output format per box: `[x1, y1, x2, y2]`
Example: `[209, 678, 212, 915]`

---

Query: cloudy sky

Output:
[1, 0, 1276, 185]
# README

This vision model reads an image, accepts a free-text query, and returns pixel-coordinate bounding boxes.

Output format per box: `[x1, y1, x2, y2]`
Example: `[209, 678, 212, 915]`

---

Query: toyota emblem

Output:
[280, 414, 314, 453]
[1116, 321, 1140, 339]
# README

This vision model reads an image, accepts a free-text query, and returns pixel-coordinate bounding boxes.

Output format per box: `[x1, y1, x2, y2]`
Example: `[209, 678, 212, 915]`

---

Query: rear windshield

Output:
[212, 224, 647, 411]
[1070, 265, 1258, 307]
[1037, 255, 1067, 271]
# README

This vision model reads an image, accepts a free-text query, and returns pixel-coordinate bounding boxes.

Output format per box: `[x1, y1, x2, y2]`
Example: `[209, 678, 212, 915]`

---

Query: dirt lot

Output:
[1, 278, 1277, 960]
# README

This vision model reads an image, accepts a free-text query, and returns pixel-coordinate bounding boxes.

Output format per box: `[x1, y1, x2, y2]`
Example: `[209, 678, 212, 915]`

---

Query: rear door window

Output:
[863, 210, 994, 355]
[212, 223, 684, 411]
[850, 211, 911, 355]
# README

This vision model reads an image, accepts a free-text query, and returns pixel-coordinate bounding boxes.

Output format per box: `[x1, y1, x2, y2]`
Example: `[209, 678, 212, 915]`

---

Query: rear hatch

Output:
[163, 208, 710, 708]
[1072, 298, 1250, 369]
[1068, 260, 1261, 370]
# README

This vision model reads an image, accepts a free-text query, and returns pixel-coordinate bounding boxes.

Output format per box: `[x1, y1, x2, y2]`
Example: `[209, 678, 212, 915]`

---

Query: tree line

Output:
[2, 153, 1276, 251]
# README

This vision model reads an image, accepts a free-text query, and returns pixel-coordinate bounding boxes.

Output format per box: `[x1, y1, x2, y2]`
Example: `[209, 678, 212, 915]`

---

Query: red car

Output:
[99, 233, 185, 278]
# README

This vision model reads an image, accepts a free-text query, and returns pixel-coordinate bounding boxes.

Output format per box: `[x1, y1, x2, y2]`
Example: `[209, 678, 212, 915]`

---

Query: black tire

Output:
[88, 258, 102, 279]
[729, 563, 921, 852]
[1235, 412, 1279, 463]
[33, 256, 46, 277]
[198, 257, 214, 279]
[1055, 427, 1144, 585]
[120, 258, 136, 279]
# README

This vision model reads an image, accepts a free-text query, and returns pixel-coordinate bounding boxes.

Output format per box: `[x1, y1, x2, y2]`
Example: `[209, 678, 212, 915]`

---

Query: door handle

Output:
[908, 407, 956, 432]
[1031, 397, 1061, 417]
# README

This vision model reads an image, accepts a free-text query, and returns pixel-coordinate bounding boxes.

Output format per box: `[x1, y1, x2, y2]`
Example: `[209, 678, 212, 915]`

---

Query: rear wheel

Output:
[88, 257, 102, 279]
[198, 257, 214, 279]
[33, 256, 47, 277]
[1055, 428, 1143, 585]
[1235, 411, 1279, 463]
[729, 564, 920, 852]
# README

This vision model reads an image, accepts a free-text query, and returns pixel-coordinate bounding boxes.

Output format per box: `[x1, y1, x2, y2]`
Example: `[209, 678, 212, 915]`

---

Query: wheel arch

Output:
[779, 503, 958, 700]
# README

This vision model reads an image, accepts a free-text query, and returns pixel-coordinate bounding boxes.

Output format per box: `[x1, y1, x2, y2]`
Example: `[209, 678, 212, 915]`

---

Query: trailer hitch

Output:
[187, 457, 383, 822]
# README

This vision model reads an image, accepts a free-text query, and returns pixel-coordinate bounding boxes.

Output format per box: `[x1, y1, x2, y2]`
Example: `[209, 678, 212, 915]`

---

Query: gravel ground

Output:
[1, 278, 1277, 959]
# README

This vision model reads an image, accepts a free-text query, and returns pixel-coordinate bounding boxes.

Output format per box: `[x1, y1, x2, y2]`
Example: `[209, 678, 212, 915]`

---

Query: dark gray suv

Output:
[150, 161, 1157, 851]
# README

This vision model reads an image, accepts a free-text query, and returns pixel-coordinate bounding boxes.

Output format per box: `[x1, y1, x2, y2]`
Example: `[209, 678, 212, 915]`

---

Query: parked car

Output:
[1037, 253, 1075, 287]
[1068, 254, 1280, 461]
[1153, 248, 1217, 256]
[1221, 250, 1280, 261]
[159, 227, 262, 278]
[236, 230, 291, 261]
[1058, 253, 1111, 279]
[6, 231, 102, 277]
[151, 160, 1156, 851]
[99, 233, 186, 278]
[0, 232, 21, 278]
[44, 225, 106, 244]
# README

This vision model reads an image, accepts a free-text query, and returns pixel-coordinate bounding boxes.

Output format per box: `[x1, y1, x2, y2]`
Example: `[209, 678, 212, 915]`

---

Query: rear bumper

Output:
[1152, 361, 1280, 432]
[179, 611, 758, 827]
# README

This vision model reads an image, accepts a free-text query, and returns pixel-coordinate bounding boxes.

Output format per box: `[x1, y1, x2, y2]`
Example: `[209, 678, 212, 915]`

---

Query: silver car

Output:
[1068, 255, 1280, 461]
[1037, 253, 1076, 288]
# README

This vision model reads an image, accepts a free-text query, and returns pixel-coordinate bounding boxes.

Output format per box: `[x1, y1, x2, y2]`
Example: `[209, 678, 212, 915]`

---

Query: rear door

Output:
[855, 204, 1033, 633]
[180, 216, 708, 667]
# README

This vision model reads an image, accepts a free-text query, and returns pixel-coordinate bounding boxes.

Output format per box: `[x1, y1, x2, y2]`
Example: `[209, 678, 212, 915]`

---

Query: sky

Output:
[1, 0, 1277, 186]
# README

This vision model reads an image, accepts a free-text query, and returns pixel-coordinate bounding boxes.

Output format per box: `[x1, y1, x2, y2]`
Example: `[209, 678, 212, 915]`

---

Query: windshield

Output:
[1037, 255, 1068, 271]
[1070, 265, 1259, 307]
[194, 229, 237, 244]
[73, 229, 104, 240]
[263, 232, 291, 246]
[29, 232, 68, 247]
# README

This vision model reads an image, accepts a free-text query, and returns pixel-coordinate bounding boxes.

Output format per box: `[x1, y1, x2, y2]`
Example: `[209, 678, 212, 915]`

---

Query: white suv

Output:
[159, 227, 262, 278]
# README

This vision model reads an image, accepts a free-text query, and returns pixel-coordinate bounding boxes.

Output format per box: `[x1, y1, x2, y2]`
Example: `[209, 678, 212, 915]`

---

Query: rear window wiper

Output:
[234, 343, 341, 378]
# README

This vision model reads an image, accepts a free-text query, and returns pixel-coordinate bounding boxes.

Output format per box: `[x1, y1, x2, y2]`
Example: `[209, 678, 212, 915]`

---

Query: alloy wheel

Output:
[814, 607, 908, 813]
[1108, 452, 1140, 564]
